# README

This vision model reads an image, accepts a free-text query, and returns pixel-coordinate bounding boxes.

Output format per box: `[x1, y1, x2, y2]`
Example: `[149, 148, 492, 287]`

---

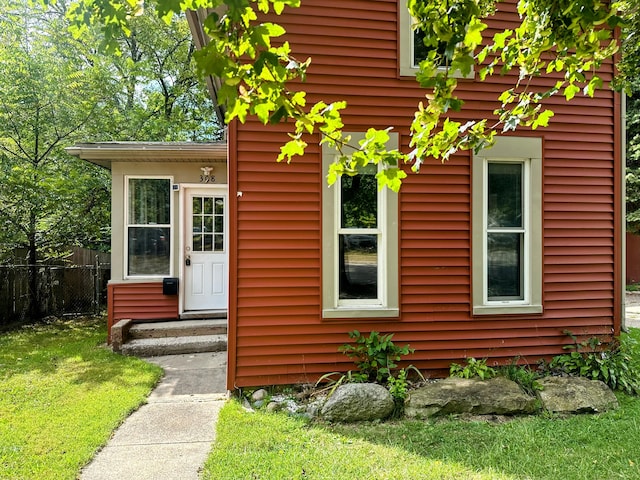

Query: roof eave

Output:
[65, 142, 228, 169]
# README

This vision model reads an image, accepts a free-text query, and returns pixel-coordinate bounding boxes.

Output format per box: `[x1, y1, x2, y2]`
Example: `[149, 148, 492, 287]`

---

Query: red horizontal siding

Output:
[107, 282, 179, 341]
[226, 0, 621, 387]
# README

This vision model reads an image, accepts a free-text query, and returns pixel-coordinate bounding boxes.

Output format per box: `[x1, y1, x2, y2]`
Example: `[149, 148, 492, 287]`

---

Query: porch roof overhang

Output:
[65, 141, 228, 169]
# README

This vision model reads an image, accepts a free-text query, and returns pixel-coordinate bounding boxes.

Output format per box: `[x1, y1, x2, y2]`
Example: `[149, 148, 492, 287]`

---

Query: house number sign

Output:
[200, 166, 216, 184]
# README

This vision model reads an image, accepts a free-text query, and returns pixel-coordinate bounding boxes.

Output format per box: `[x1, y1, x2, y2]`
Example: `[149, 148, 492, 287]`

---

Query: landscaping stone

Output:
[320, 383, 394, 422]
[405, 377, 539, 418]
[537, 376, 619, 413]
[251, 388, 268, 402]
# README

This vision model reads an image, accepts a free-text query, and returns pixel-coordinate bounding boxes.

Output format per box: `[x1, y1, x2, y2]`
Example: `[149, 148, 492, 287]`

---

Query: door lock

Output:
[185, 256, 191, 266]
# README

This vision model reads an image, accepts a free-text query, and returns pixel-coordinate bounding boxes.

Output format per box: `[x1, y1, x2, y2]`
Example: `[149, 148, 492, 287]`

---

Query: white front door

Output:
[183, 186, 228, 311]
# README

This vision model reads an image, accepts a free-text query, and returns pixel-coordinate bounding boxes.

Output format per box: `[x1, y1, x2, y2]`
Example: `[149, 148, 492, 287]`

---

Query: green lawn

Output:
[203, 330, 640, 480]
[0, 317, 163, 480]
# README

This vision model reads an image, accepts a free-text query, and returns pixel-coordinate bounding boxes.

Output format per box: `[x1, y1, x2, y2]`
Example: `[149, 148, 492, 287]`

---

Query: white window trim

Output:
[322, 133, 399, 319]
[124, 175, 174, 279]
[472, 137, 543, 315]
[399, 2, 474, 79]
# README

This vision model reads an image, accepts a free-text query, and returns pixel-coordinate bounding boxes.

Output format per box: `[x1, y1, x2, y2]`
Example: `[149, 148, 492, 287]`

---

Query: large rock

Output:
[537, 376, 619, 413]
[320, 383, 394, 422]
[405, 377, 538, 418]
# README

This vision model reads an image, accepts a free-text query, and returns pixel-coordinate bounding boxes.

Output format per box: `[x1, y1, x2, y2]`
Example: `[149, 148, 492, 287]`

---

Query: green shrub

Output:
[544, 331, 640, 395]
[498, 359, 543, 395]
[449, 357, 496, 380]
[338, 330, 413, 383]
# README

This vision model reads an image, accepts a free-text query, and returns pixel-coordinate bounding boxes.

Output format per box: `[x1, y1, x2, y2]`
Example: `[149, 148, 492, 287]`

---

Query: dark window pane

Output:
[204, 197, 213, 215]
[192, 215, 202, 233]
[204, 234, 213, 252]
[204, 216, 213, 233]
[192, 197, 202, 215]
[214, 234, 224, 252]
[341, 172, 377, 228]
[487, 233, 523, 300]
[192, 234, 202, 252]
[128, 179, 170, 225]
[339, 234, 378, 299]
[215, 198, 224, 215]
[413, 29, 448, 67]
[488, 163, 522, 228]
[127, 227, 170, 275]
[215, 216, 224, 233]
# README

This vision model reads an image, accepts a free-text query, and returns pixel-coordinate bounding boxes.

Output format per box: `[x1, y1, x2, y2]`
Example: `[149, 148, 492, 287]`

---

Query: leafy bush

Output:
[338, 330, 413, 383]
[449, 357, 496, 380]
[386, 365, 424, 418]
[498, 359, 542, 396]
[544, 331, 640, 395]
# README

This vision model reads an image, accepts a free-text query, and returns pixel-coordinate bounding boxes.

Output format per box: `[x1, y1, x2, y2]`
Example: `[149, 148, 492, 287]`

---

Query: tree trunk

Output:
[27, 213, 41, 320]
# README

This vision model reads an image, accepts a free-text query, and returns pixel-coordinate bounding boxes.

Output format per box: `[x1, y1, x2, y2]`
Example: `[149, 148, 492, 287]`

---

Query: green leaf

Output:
[564, 84, 581, 101]
[531, 109, 554, 129]
[277, 138, 307, 163]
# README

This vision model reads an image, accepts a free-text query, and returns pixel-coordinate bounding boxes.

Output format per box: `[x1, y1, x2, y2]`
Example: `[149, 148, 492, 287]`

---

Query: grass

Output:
[203, 330, 640, 480]
[626, 282, 640, 292]
[0, 316, 163, 480]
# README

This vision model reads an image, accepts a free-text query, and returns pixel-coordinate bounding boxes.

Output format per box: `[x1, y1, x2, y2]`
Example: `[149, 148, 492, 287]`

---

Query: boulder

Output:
[537, 376, 619, 413]
[405, 377, 538, 418]
[320, 383, 394, 422]
[251, 388, 269, 402]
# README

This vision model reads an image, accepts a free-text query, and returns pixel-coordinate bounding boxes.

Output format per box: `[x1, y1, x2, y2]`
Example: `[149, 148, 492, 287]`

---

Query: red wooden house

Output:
[69, 0, 624, 390]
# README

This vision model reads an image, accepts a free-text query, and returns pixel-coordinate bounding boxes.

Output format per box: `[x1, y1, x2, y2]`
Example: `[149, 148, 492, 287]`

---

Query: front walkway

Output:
[80, 351, 227, 480]
[626, 292, 640, 329]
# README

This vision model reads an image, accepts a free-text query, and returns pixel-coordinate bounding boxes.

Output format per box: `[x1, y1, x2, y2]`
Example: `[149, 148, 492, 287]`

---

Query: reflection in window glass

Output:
[339, 234, 378, 299]
[486, 163, 524, 301]
[192, 197, 202, 215]
[128, 178, 170, 225]
[127, 178, 171, 276]
[341, 171, 377, 229]
[204, 197, 213, 215]
[127, 226, 170, 275]
[487, 233, 523, 300]
[413, 29, 448, 68]
[488, 163, 522, 228]
[215, 198, 224, 214]
[191, 195, 225, 253]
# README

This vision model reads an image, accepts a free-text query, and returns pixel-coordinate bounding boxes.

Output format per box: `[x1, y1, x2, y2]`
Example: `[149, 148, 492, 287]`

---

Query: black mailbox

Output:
[162, 277, 179, 295]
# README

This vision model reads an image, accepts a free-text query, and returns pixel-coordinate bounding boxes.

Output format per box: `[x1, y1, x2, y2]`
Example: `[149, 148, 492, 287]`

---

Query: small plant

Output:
[627, 282, 640, 292]
[314, 370, 368, 397]
[338, 330, 414, 383]
[449, 357, 496, 380]
[387, 365, 424, 418]
[498, 359, 542, 396]
[544, 331, 640, 395]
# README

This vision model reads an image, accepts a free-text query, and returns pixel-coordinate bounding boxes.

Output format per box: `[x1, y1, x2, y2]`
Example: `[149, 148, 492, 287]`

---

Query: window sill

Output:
[473, 304, 543, 316]
[399, 66, 475, 79]
[323, 307, 400, 319]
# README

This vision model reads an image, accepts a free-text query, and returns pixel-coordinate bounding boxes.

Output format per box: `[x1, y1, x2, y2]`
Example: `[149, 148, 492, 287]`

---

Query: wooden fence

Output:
[0, 262, 110, 327]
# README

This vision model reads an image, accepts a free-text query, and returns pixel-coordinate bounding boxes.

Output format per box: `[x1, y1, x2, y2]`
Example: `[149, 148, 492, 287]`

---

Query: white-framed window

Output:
[125, 176, 173, 278]
[472, 137, 543, 315]
[398, 2, 473, 78]
[322, 133, 399, 318]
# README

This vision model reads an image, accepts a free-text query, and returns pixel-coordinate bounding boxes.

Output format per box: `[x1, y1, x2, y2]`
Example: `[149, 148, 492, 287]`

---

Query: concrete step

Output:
[128, 319, 227, 340]
[120, 334, 227, 357]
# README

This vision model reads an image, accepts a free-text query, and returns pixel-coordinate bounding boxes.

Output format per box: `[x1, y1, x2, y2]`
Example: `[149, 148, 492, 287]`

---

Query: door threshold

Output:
[180, 310, 227, 320]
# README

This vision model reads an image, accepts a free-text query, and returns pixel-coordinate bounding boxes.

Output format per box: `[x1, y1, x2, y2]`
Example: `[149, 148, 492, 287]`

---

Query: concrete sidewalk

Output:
[626, 292, 640, 329]
[80, 351, 228, 480]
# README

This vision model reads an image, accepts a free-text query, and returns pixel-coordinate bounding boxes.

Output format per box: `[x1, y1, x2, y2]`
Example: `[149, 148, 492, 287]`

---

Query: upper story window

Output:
[322, 133, 399, 319]
[399, 2, 473, 78]
[472, 137, 543, 315]
[125, 176, 172, 277]
[413, 29, 447, 68]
